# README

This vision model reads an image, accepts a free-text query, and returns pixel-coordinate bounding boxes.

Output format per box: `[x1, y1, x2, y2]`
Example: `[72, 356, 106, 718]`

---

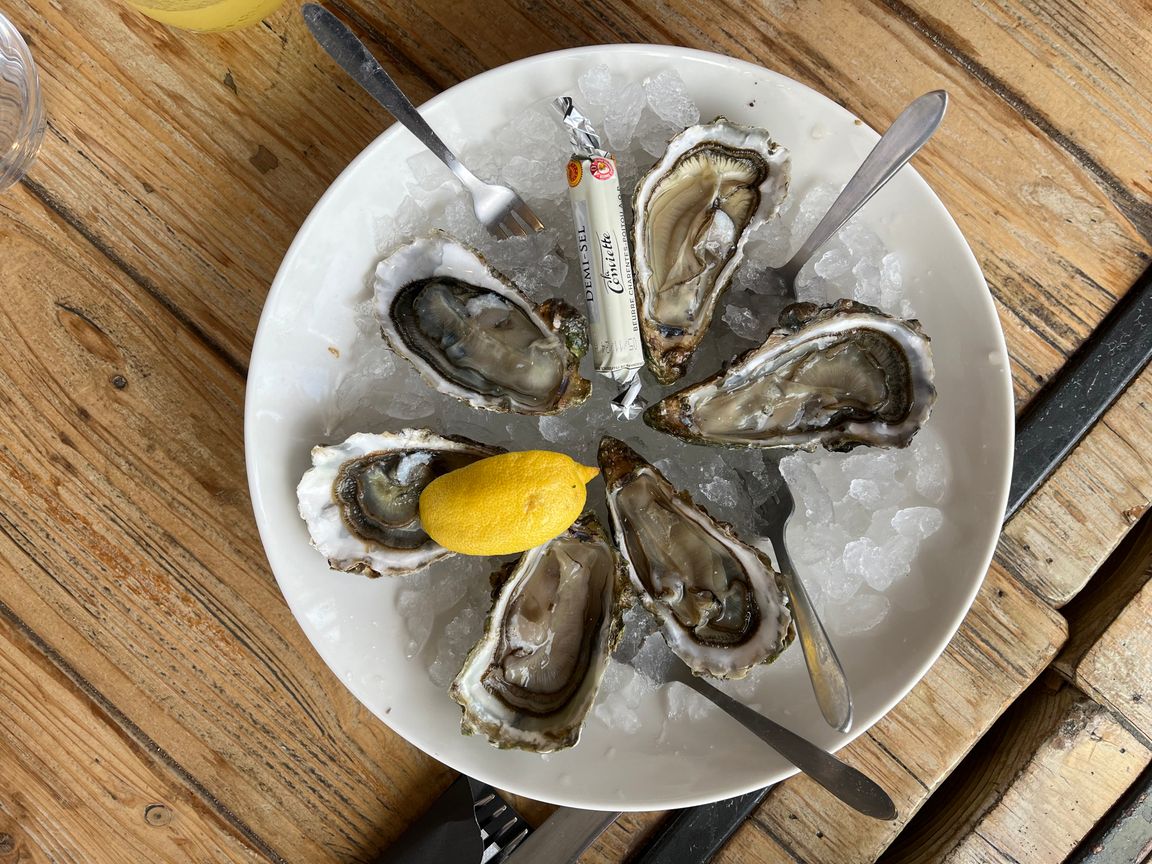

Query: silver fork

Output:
[753, 455, 854, 733]
[302, 4, 545, 240]
[614, 624, 896, 820]
[470, 779, 531, 863]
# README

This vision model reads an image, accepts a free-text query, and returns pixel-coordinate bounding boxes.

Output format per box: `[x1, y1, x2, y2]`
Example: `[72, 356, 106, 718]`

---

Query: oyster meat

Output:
[645, 300, 937, 451]
[632, 118, 791, 384]
[598, 437, 794, 679]
[296, 429, 503, 577]
[451, 513, 627, 752]
[374, 234, 591, 415]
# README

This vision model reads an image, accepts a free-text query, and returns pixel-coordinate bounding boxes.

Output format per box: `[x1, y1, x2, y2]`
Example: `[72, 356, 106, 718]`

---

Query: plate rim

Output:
[244, 42, 1014, 810]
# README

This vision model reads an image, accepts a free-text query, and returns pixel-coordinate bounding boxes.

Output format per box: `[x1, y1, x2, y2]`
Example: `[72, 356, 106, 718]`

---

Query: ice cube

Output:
[814, 247, 852, 280]
[826, 593, 890, 635]
[912, 430, 949, 503]
[578, 64, 615, 108]
[851, 256, 882, 306]
[387, 390, 434, 420]
[721, 303, 767, 341]
[779, 454, 834, 525]
[892, 507, 943, 540]
[701, 476, 739, 509]
[642, 69, 700, 128]
[847, 478, 883, 507]
[604, 80, 647, 150]
[634, 109, 682, 157]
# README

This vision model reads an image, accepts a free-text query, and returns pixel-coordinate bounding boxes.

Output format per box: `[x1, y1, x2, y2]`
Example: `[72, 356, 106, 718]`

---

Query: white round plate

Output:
[245, 45, 1012, 811]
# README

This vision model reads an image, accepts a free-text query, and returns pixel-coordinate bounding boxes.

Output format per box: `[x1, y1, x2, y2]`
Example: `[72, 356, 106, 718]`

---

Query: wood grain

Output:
[711, 819, 796, 864]
[879, 674, 1152, 864]
[883, 0, 1152, 224]
[1055, 514, 1152, 740]
[718, 562, 1067, 863]
[998, 367, 1152, 605]
[0, 609, 265, 864]
[0, 182, 450, 862]
[580, 812, 668, 863]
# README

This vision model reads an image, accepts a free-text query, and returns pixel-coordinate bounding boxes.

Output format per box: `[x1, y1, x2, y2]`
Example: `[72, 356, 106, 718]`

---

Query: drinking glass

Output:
[0, 14, 44, 192]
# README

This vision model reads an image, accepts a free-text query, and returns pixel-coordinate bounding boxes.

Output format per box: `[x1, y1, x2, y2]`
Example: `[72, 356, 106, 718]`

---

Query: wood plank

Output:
[1067, 763, 1152, 864]
[7, 1, 417, 365]
[10, 0, 1152, 408]
[879, 674, 1152, 864]
[998, 367, 1152, 605]
[0, 609, 265, 864]
[715, 562, 1066, 863]
[711, 820, 796, 864]
[1054, 512, 1152, 740]
[340, 0, 1151, 407]
[882, 0, 1152, 225]
[580, 813, 668, 863]
[0, 181, 448, 861]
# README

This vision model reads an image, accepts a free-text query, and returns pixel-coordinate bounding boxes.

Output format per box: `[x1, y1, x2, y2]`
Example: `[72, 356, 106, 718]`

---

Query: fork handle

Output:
[302, 5, 471, 180]
[683, 674, 897, 820]
[771, 534, 854, 734]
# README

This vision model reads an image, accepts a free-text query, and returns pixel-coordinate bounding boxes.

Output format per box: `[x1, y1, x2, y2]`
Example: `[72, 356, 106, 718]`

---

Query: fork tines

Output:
[471, 782, 531, 863]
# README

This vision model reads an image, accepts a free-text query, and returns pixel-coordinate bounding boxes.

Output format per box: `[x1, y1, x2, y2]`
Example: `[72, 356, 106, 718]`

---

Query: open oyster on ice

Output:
[645, 300, 937, 452]
[598, 437, 794, 679]
[374, 234, 591, 415]
[632, 118, 791, 384]
[451, 513, 628, 752]
[296, 429, 503, 578]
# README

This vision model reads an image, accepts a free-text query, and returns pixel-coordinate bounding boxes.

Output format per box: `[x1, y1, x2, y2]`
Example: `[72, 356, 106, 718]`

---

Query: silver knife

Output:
[504, 807, 620, 864]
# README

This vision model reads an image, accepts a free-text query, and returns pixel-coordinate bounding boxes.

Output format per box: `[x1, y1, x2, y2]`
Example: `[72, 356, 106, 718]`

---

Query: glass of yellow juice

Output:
[125, 0, 286, 31]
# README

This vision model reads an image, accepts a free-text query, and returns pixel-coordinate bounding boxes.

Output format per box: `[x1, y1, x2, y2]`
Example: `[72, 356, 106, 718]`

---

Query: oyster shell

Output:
[598, 437, 794, 679]
[645, 300, 937, 452]
[632, 118, 791, 384]
[451, 512, 627, 752]
[374, 234, 591, 415]
[296, 429, 503, 577]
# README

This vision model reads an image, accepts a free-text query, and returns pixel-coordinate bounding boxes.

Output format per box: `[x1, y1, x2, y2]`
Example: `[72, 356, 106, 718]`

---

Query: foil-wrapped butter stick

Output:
[553, 96, 646, 420]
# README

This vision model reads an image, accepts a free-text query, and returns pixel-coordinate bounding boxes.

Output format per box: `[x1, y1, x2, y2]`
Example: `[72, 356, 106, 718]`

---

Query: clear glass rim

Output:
[0, 14, 46, 190]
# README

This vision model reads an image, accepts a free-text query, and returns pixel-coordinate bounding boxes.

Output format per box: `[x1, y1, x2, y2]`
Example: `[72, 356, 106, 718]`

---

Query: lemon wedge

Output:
[419, 450, 600, 556]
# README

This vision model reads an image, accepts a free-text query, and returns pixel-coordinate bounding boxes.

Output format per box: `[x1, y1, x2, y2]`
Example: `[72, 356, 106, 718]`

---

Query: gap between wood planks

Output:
[0, 595, 287, 864]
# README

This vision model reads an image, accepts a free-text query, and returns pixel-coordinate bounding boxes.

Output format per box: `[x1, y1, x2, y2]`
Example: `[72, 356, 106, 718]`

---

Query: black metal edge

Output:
[632, 267, 1152, 863]
[1007, 266, 1152, 518]
[1065, 760, 1152, 863]
[630, 788, 772, 863]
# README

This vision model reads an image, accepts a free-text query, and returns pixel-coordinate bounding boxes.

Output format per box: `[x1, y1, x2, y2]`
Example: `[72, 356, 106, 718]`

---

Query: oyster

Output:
[451, 513, 627, 752]
[598, 437, 793, 679]
[296, 429, 503, 577]
[645, 300, 937, 452]
[374, 234, 591, 415]
[632, 118, 791, 384]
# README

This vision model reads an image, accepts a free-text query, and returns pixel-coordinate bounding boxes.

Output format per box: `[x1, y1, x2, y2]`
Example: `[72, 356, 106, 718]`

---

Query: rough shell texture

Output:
[296, 429, 503, 578]
[450, 512, 629, 752]
[598, 436, 794, 679]
[374, 234, 591, 415]
[644, 300, 937, 452]
[632, 118, 791, 384]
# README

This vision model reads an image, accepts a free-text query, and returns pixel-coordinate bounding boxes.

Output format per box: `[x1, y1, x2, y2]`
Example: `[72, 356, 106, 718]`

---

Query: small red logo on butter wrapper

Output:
[566, 160, 582, 187]
[590, 157, 615, 181]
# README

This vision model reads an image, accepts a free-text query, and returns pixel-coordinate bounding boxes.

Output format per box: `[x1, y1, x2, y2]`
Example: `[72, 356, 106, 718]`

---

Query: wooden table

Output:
[2, 2, 1150, 862]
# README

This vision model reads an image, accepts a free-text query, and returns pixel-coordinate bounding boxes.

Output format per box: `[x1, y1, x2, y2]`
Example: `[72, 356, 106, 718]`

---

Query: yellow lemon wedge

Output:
[418, 450, 600, 556]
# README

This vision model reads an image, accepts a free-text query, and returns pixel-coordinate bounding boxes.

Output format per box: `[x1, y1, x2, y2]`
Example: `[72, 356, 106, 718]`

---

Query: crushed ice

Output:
[324, 66, 951, 738]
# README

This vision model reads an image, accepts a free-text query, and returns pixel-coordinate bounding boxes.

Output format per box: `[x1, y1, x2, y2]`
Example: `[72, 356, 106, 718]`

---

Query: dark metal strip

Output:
[633, 269, 1152, 863]
[1065, 761, 1152, 863]
[1007, 266, 1152, 518]
[632, 789, 773, 864]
